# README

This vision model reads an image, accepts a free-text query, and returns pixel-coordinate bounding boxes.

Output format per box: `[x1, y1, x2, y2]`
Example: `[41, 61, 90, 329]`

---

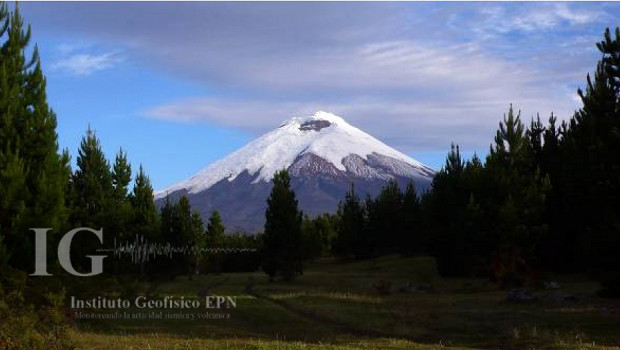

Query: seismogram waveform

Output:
[96, 235, 257, 264]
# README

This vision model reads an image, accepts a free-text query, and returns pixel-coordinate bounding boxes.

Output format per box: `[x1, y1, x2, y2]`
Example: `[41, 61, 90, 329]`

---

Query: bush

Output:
[0, 267, 74, 349]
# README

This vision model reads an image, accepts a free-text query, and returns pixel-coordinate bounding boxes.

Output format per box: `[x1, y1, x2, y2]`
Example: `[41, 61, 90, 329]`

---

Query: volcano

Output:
[155, 111, 435, 233]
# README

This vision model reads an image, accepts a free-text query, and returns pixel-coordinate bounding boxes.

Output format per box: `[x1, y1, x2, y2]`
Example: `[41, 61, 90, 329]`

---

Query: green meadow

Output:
[70, 256, 620, 349]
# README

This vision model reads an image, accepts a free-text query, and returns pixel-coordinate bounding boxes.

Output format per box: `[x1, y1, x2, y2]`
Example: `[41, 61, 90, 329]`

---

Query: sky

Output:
[16, 2, 620, 190]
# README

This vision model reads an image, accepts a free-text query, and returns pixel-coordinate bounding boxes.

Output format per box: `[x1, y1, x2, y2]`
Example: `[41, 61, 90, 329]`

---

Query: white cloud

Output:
[510, 4, 599, 32]
[142, 35, 583, 152]
[24, 2, 613, 152]
[554, 3, 601, 25]
[144, 94, 579, 153]
[470, 3, 605, 41]
[52, 51, 123, 76]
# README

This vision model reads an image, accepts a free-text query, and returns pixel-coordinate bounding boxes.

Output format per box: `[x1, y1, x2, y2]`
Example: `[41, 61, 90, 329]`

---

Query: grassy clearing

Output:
[70, 256, 620, 349]
[71, 330, 468, 350]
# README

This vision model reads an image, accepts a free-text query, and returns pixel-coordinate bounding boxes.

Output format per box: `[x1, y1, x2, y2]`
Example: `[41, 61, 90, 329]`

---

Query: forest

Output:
[0, 3, 619, 348]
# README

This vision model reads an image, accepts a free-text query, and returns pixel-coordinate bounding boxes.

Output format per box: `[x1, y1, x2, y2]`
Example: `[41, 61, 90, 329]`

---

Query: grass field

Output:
[70, 256, 620, 349]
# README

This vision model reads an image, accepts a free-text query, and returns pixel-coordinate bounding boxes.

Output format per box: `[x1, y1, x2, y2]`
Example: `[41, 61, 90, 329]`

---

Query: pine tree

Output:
[378, 179, 404, 254]
[0, 151, 25, 266]
[129, 165, 159, 275]
[562, 27, 620, 296]
[401, 181, 421, 255]
[0, 4, 69, 270]
[528, 115, 545, 166]
[206, 210, 225, 245]
[107, 148, 132, 244]
[112, 148, 132, 202]
[485, 106, 550, 285]
[332, 183, 367, 259]
[158, 196, 182, 278]
[300, 215, 325, 261]
[68, 128, 114, 271]
[0, 5, 73, 345]
[189, 211, 205, 278]
[205, 210, 225, 274]
[130, 165, 158, 238]
[262, 169, 303, 280]
[175, 196, 205, 278]
[300, 214, 335, 261]
[70, 127, 113, 228]
[426, 143, 470, 276]
[160, 196, 178, 245]
[157, 195, 205, 278]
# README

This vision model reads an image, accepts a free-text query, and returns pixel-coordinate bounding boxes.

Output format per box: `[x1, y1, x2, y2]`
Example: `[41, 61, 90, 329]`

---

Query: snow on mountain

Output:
[156, 111, 433, 198]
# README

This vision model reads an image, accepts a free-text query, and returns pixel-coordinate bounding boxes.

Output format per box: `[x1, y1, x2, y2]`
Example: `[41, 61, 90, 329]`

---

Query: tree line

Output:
[422, 28, 620, 297]
[296, 28, 620, 298]
[0, 6, 261, 347]
[0, 2, 619, 346]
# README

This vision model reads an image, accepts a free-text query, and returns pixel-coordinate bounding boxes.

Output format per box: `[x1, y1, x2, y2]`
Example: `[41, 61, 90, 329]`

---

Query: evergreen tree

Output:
[533, 114, 574, 273]
[0, 5, 73, 346]
[158, 196, 182, 278]
[129, 165, 159, 275]
[189, 211, 206, 278]
[205, 210, 225, 273]
[206, 210, 225, 245]
[0, 3, 69, 270]
[300, 215, 324, 261]
[158, 195, 205, 278]
[332, 183, 367, 259]
[423, 145, 493, 277]
[70, 127, 113, 228]
[401, 181, 422, 255]
[176, 196, 205, 278]
[160, 196, 178, 244]
[375, 179, 404, 254]
[562, 27, 620, 296]
[425, 143, 470, 276]
[68, 128, 114, 271]
[485, 106, 550, 285]
[0, 150, 25, 266]
[316, 213, 338, 253]
[528, 115, 545, 166]
[112, 148, 132, 201]
[108, 148, 132, 244]
[262, 169, 303, 280]
[300, 213, 336, 261]
[130, 165, 158, 237]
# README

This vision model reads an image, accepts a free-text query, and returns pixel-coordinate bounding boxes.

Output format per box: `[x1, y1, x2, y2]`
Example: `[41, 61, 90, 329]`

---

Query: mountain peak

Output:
[155, 111, 435, 231]
[283, 111, 345, 125]
[279, 111, 349, 132]
[156, 112, 434, 198]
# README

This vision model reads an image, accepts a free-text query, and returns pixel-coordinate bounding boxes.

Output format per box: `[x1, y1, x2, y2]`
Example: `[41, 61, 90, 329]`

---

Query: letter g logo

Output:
[30, 227, 107, 277]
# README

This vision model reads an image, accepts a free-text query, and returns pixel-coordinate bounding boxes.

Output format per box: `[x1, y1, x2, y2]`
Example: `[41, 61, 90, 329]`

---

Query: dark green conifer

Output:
[332, 183, 366, 259]
[563, 27, 620, 296]
[205, 210, 225, 273]
[70, 127, 113, 228]
[112, 148, 132, 201]
[262, 169, 303, 280]
[485, 106, 550, 285]
[401, 181, 421, 255]
[130, 165, 158, 237]
[0, 4, 69, 270]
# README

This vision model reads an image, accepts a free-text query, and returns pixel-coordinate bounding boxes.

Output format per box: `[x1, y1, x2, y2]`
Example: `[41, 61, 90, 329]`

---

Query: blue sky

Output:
[16, 2, 620, 190]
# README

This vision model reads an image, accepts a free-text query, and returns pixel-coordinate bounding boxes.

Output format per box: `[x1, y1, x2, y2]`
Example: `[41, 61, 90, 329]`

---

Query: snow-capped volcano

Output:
[156, 111, 435, 232]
